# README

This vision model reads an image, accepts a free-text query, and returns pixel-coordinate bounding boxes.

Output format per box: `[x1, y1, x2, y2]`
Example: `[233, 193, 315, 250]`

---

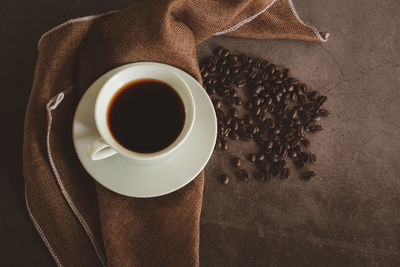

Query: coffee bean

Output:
[303, 171, 315, 180]
[230, 108, 239, 118]
[254, 85, 263, 94]
[269, 153, 279, 163]
[257, 161, 271, 172]
[233, 157, 241, 167]
[225, 116, 233, 125]
[290, 109, 298, 119]
[220, 175, 229, 184]
[221, 140, 228, 150]
[230, 131, 240, 140]
[222, 48, 231, 57]
[228, 55, 238, 62]
[254, 107, 262, 116]
[265, 141, 274, 150]
[303, 103, 314, 110]
[223, 127, 231, 137]
[301, 138, 310, 147]
[309, 153, 316, 163]
[271, 167, 280, 177]
[266, 119, 275, 128]
[232, 120, 239, 131]
[206, 87, 216, 95]
[215, 139, 222, 150]
[308, 124, 323, 133]
[308, 91, 318, 101]
[216, 109, 224, 120]
[312, 115, 321, 122]
[298, 95, 306, 105]
[212, 99, 222, 109]
[238, 169, 248, 181]
[294, 145, 302, 153]
[245, 114, 254, 124]
[215, 47, 224, 56]
[319, 108, 329, 117]
[288, 149, 297, 158]
[234, 96, 242, 105]
[281, 168, 290, 179]
[208, 64, 217, 72]
[215, 65, 223, 74]
[257, 171, 268, 182]
[249, 153, 256, 162]
[317, 95, 328, 106]
[299, 152, 309, 163]
[218, 58, 227, 66]
[223, 67, 231, 75]
[281, 148, 288, 159]
[272, 128, 280, 135]
[266, 64, 276, 74]
[256, 153, 265, 161]
[248, 71, 257, 79]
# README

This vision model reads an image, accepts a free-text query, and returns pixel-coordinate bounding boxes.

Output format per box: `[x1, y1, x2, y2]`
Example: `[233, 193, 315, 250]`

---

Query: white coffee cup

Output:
[87, 64, 195, 162]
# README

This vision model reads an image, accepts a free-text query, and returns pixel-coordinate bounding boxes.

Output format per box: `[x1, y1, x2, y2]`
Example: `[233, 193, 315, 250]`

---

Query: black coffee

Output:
[107, 79, 185, 153]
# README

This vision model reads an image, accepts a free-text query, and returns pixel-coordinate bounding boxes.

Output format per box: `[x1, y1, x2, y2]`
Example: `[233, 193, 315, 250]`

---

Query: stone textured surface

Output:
[1, 0, 399, 266]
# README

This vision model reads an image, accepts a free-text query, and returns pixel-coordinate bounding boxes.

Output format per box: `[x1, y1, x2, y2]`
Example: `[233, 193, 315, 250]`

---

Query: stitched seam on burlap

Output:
[25, 184, 63, 267]
[213, 0, 278, 35]
[38, 10, 118, 51]
[287, 0, 329, 42]
[45, 86, 107, 267]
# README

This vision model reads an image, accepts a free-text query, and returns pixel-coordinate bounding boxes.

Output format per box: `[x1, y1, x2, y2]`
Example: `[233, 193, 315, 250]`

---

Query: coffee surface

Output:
[107, 79, 185, 153]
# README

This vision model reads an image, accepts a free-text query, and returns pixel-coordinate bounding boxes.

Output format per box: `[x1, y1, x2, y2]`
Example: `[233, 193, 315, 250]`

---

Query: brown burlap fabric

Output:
[23, 0, 327, 266]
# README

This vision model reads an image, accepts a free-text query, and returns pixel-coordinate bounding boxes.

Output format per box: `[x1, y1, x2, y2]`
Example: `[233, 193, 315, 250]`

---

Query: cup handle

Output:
[87, 137, 117, 160]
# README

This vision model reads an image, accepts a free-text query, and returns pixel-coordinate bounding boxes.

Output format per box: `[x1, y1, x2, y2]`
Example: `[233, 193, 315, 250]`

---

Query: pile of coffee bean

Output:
[201, 47, 328, 184]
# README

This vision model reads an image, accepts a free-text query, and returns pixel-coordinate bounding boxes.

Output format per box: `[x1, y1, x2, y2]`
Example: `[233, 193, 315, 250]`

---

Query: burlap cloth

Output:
[23, 0, 328, 266]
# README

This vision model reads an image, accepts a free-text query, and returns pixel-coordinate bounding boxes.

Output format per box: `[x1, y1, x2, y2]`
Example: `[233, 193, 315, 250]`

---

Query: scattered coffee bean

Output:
[257, 171, 269, 182]
[299, 152, 309, 163]
[248, 153, 256, 162]
[203, 47, 328, 184]
[212, 99, 222, 109]
[215, 47, 224, 57]
[230, 131, 240, 140]
[256, 153, 265, 161]
[230, 108, 239, 118]
[220, 175, 230, 184]
[234, 96, 242, 105]
[222, 48, 231, 57]
[319, 108, 329, 117]
[308, 124, 323, 133]
[303, 171, 315, 180]
[301, 138, 310, 147]
[221, 140, 228, 150]
[309, 153, 316, 163]
[271, 167, 280, 177]
[288, 149, 297, 158]
[216, 139, 222, 150]
[281, 168, 290, 179]
[223, 127, 231, 137]
[308, 91, 318, 101]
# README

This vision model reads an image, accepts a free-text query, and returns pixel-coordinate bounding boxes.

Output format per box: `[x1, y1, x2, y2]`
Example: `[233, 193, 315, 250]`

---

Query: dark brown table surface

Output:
[1, 0, 399, 266]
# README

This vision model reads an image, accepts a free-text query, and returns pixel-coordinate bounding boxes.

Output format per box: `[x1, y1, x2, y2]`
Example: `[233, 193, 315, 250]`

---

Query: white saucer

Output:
[72, 62, 217, 198]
